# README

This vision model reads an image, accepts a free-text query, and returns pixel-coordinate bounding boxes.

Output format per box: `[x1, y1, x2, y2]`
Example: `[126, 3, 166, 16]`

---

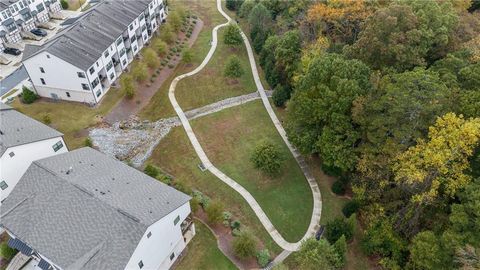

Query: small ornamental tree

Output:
[144, 48, 160, 69]
[224, 23, 243, 46]
[224, 55, 244, 78]
[333, 235, 347, 267]
[152, 38, 167, 56]
[206, 200, 224, 224]
[144, 164, 160, 178]
[160, 24, 175, 44]
[182, 48, 193, 64]
[256, 249, 270, 267]
[84, 137, 93, 147]
[232, 231, 256, 259]
[120, 74, 135, 99]
[168, 11, 182, 32]
[325, 214, 356, 243]
[21, 86, 38, 104]
[132, 62, 148, 82]
[251, 141, 284, 176]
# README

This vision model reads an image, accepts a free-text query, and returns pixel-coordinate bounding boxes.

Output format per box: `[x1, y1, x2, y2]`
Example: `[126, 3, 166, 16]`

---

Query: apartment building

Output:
[1, 147, 195, 270]
[0, 0, 62, 50]
[21, 0, 167, 104]
[0, 102, 67, 205]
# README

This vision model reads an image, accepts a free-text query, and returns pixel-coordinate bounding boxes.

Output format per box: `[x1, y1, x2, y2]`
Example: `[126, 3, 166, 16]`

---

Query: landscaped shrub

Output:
[186, 33, 191, 38]
[173, 180, 191, 194]
[160, 24, 174, 44]
[182, 48, 193, 64]
[342, 200, 360, 218]
[190, 196, 200, 213]
[232, 231, 256, 259]
[224, 55, 244, 78]
[60, 0, 68, 9]
[230, 220, 241, 230]
[84, 137, 93, 147]
[144, 164, 160, 178]
[152, 38, 167, 56]
[144, 48, 160, 69]
[131, 62, 148, 82]
[0, 242, 17, 260]
[272, 84, 290, 107]
[206, 200, 224, 224]
[121, 74, 135, 99]
[250, 141, 284, 176]
[226, 0, 244, 11]
[42, 113, 52, 124]
[232, 228, 242, 237]
[21, 86, 38, 104]
[223, 211, 232, 221]
[331, 180, 346, 195]
[168, 64, 175, 69]
[334, 235, 347, 267]
[325, 215, 356, 243]
[256, 249, 270, 268]
[224, 23, 243, 46]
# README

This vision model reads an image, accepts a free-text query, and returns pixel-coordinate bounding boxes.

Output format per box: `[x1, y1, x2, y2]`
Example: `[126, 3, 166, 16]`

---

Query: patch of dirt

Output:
[226, 78, 239, 85]
[73, 128, 89, 138]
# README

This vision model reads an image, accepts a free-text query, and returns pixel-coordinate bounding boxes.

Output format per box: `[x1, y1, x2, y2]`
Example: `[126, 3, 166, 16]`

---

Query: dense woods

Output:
[230, 0, 480, 268]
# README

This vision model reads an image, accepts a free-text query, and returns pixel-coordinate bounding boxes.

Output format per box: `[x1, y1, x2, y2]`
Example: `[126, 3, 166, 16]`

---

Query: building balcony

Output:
[181, 216, 195, 245]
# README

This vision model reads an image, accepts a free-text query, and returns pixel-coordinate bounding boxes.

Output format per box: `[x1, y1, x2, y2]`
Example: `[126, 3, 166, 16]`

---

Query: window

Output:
[104, 50, 109, 58]
[46, 54, 50, 58]
[130, 36, 136, 43]
[133, 45, 137, 52]
[0, 181, 8, 190]
[40, 78, 46, 85]
[116, 37, 122, 46]
[122, 59, 127, 66]
[174, 215, 180, 225]
[138, 261, 144, 269]
[89, 66, 95, 75]
[147, 232, 152, 238]
[81, 83, 89, 90]
[119, 48, 126, 57]
[9, 152, 14, 157]
[106, 61, 113, 71]
[92, 78, 99, 88]
[169, 253, 175, 261]
[40, 67, 45, 73]
[52, 141, 63, 152]
[77, 72, 85, 78]
[96, 89, 102, 97]
[96, 62, 99, 67]
[66, 92, 70, 97]
[129, 24, 133, 31]
[109, 73, 114, 80]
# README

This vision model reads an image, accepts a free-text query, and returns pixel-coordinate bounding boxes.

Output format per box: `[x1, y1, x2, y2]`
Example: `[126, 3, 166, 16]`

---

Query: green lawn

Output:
[175, 26, 257, 111]
[190, 100, 313, 242]
[12, 87, 124, 149]
[176, 221, 237, 270]
[140, 0, 230, 120]
[147, 126, 281, 254]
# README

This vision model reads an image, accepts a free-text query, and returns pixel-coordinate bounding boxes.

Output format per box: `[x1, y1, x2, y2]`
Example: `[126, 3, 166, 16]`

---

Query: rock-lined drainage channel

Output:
[89, 91, 271, 167]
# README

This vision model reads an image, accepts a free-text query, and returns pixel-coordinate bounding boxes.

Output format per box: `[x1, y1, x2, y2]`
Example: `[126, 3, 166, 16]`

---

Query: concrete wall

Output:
[124, 202, 192, 270]
[0, 136, 67, 204]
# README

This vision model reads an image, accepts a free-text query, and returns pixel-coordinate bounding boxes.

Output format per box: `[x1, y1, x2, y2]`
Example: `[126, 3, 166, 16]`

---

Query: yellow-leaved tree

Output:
[393, 113, 480, 204]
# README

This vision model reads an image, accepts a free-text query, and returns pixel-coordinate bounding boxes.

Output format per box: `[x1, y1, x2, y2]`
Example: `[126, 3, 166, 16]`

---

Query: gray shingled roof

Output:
[0, 104, 63, 156]
[0, 147, 190, 270]
[22, 0, 153, 70]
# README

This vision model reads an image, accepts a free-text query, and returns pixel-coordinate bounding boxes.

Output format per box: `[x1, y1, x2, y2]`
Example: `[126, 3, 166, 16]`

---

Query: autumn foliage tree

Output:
[393, 113, 480, 205]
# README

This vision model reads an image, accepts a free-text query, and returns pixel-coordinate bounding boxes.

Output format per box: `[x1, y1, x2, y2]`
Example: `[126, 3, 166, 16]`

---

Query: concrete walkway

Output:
[168, 0, 322, 252]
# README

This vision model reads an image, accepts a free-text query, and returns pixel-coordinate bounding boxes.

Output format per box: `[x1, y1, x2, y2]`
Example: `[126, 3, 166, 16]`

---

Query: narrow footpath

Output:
[167, 0, 322, 254]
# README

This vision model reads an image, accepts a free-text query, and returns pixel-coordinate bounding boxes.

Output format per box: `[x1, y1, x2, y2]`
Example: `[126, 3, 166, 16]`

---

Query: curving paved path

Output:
[168, 0, 322, 252]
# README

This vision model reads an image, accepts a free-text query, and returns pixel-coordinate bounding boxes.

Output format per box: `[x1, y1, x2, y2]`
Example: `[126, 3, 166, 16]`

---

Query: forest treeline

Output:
[227, 0, 480, 269]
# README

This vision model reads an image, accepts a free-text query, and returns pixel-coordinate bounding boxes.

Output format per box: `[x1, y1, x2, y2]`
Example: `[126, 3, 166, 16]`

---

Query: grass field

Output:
[147, 126, 281, 255]
[190, 100, 313, 242]
[175, 26, 256, 111]
[176, 222, 237, 270]
[12, 87, 124, 150]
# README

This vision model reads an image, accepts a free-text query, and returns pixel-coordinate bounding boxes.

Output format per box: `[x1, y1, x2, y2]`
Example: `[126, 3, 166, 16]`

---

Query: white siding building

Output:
[0, 102, 67, 205]
[22, 0, 167, 104]
[0, 0, 62, 50]
[0, 147, 195, 270]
